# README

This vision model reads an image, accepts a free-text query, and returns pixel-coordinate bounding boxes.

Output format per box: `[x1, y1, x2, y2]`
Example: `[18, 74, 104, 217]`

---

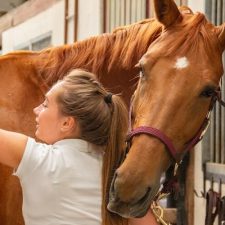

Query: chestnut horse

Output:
[0, 0, 224, 224]
[0, 8, 162, 225]
[108, 0, 225, 219]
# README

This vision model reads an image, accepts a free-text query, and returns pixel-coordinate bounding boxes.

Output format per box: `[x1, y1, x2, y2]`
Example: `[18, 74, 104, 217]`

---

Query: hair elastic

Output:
[104, 93, 113, 104]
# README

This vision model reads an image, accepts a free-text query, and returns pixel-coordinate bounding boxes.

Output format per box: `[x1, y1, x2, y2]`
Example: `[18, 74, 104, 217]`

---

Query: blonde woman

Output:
[0, 69, 158, 225]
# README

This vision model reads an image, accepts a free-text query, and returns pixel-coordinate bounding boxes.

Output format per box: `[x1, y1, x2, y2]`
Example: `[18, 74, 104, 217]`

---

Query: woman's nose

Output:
[33, 105, 41, 115]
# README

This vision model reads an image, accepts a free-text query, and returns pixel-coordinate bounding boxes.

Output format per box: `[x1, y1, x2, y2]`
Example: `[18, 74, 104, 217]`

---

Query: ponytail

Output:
[102, 95, 129, 225]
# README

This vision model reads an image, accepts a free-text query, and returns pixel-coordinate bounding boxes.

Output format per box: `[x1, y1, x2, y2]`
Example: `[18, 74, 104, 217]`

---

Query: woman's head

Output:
[57, 69, 115, 146]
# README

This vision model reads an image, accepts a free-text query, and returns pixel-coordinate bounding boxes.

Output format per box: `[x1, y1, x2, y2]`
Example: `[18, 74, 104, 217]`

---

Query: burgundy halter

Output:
[126, 88, 225, 163]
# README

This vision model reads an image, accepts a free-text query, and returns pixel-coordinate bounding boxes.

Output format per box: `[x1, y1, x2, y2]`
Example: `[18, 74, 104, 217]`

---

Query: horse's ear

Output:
[154, 0, 181, 27]
[216, 23, 225, 52]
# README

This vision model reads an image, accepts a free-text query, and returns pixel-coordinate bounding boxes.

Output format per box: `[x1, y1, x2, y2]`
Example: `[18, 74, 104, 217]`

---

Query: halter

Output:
[126, 88, 225, 163]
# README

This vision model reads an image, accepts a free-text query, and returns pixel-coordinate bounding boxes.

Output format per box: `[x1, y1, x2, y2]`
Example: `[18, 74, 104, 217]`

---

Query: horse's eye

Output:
[200, 87, 216, 98]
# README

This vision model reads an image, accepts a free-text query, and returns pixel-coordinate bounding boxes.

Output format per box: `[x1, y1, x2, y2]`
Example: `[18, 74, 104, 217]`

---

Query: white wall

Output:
[67, 0, 75, 44]
[187, 0, 205, 13]
[2, 0, 65, 54]
[77, 0, 102, 41]
[1, 0, 103, 52]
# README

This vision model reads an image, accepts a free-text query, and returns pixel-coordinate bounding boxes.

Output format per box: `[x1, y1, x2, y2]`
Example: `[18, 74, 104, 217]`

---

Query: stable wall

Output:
[2, 0, 64, 53]
[77, 0, 103, 41]
[1, 0, 103, 53]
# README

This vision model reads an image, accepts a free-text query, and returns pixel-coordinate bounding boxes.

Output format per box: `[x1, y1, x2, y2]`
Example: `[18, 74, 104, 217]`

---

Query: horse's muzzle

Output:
[107, 173, 160, 218]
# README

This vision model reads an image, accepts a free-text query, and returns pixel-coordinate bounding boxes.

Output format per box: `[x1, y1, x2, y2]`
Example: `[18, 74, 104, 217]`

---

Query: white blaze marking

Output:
[174, 57, 189, 69]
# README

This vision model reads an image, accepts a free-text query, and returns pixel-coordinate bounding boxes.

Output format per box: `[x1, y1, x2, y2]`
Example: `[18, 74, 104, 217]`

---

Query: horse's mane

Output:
[36, 12, 222, 87]
[35, 18, 162, 86]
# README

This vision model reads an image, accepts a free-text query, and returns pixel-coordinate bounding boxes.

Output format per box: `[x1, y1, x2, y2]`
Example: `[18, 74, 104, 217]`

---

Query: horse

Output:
[107, 0, 225, 220]
[0, 9, 162, 225]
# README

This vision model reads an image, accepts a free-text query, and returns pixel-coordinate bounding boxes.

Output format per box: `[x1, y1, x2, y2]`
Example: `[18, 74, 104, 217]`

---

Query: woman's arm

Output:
[0, 129, 28, 168]
[129, 209, 159, 225]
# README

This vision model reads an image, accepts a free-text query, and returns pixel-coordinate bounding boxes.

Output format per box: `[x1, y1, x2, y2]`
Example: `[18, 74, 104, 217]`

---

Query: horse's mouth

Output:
[107, 175, 160, 218]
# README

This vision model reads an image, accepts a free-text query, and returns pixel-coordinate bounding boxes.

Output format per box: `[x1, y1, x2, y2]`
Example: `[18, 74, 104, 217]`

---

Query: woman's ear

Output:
[61, 116, 80, 136]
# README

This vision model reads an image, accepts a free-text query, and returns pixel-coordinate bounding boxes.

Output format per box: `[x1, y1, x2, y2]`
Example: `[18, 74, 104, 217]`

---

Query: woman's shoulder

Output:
[54, 138, 105, 155]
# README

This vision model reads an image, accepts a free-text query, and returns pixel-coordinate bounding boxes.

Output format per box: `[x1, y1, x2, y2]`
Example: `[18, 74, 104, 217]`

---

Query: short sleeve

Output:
[14, 137, 51, 181]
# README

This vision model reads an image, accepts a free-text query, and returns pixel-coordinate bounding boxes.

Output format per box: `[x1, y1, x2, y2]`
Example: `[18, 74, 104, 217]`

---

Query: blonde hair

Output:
[57, 69, 128, 225]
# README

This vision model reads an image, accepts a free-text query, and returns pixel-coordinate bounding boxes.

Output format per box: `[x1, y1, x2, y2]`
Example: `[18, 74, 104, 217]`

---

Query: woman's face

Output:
[33, 83, 67, 144]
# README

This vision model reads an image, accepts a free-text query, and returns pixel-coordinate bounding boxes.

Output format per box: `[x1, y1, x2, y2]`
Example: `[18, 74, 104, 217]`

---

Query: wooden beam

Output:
[146, 0, 150, 18]
[185, 151, 194, 225]
[103, 0, 107, 33]
[64, 0, 69, 44]
[74, 0, 78, 42]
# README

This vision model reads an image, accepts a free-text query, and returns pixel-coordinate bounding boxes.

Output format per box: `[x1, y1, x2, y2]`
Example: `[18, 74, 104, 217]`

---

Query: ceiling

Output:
[0, 0, 27, 16]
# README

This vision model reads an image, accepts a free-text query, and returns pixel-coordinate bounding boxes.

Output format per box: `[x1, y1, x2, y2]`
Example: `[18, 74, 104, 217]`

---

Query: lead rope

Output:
[151, 164, 179, 225]
[151, 201, 172, 225]
[151, 193, 173, 225]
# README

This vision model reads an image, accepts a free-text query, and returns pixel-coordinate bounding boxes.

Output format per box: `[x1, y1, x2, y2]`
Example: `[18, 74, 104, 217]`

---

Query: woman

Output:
[0, 69, 159, 225]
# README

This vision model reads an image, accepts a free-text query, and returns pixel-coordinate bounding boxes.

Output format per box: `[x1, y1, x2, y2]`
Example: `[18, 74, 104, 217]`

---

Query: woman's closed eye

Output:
[42, 102, 48, 108]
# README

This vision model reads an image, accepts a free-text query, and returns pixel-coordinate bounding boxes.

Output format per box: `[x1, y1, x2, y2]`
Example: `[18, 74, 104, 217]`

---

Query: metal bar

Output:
[215, 103, 220, 163]
[217, 0, 222, 25]
[211, 0, 217, 24]
[209, 109, 215, 162]
[205, 0, 212, 21]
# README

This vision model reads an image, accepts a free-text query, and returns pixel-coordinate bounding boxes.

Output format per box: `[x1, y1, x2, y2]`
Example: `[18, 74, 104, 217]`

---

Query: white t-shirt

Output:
[14, 138, 103, 225]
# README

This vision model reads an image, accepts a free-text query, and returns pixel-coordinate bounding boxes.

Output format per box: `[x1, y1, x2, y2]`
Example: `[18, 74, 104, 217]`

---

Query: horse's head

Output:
[108, 0, 225, 218]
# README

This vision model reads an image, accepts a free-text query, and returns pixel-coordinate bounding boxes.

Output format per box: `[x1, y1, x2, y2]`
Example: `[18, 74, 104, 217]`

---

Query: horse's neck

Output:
[36, 18, 162, 87]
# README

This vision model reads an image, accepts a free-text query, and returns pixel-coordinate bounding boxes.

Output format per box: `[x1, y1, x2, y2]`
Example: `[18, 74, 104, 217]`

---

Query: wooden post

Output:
[185, 151, 195, 225]
[74, 0, 78, 42]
